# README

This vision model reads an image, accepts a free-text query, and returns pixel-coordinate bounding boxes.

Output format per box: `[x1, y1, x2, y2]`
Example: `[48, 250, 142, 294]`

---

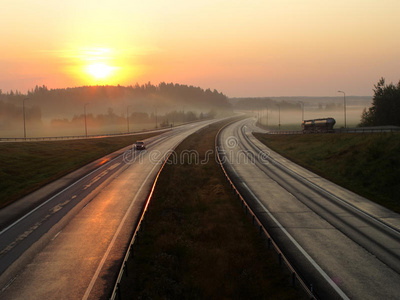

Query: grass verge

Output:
[253, 132, 400, 213]
[119, 121, 306, 299]
[0, 132, 160, 208]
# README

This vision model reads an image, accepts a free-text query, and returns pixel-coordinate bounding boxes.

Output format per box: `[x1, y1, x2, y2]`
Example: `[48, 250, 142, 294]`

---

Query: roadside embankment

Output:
[0, 132, 160, 209]
[254, 132, 400, 213]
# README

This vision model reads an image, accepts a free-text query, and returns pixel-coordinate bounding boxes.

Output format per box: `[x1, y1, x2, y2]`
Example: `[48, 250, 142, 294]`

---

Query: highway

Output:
[218, 118, 400, 300]
[0, 119, 223, 299]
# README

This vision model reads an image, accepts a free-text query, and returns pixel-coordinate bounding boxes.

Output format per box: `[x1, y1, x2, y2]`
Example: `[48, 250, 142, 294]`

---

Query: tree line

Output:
[0, 82, 231, 129]
[51, 108, 213, 129]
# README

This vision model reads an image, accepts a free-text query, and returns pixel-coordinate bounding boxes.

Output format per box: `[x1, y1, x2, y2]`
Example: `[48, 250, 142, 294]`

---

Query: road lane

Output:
[0, 118, 224, 299]
[218, 118, 400, 300]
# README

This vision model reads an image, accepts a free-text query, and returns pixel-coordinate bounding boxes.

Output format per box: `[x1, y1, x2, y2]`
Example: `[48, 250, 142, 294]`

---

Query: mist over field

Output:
[0, 83, 232, 138]
[1, 85, 374, 138]
[232, 96, 373, 130]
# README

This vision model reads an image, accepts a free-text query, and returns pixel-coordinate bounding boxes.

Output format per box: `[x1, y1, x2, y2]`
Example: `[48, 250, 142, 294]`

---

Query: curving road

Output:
[0, 118, 225, 299]
[218, 118, 400, 300]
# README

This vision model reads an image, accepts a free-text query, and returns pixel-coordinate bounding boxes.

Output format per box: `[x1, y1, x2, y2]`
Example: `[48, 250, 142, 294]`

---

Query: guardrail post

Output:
[124, 261, 128, 277]
[117, 283, 122, 300]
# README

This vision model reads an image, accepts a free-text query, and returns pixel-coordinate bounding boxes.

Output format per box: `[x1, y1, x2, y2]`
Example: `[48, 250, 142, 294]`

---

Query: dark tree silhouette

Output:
[360, 78, 400, 126]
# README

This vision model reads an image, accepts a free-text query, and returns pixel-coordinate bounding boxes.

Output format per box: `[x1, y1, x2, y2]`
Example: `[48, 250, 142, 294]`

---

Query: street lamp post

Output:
[278, 104, 281, 130]
[299, 101, 304, 121]
[155, 106, 158, 129]
[84, 103, 89, 137]
[127, 105, 132, 133]
[23, 98, 29, 139]
[338, 91, 346, 128]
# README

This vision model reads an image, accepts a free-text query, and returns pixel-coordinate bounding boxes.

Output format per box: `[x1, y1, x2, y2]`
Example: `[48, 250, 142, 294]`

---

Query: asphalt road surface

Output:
[0, 118, 224, 299]
[218, 118, 400, 300]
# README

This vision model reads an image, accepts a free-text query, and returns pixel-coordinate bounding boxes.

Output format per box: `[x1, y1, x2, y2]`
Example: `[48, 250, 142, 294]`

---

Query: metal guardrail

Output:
[266, 127, 400, 135]
[108, 117, 237, 300]
[335, 127, 400, 133]
[109, 118, 315, 300]
[215, 121, 316, 300]
[109, 151, 172, 300]
[268, 130, 303, 135]
[0, 118, 215, 142]
[0, 128, 170, 142]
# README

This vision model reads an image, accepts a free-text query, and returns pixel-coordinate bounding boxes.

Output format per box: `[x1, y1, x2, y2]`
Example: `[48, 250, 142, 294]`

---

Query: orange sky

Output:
[0, 0, 399, 97]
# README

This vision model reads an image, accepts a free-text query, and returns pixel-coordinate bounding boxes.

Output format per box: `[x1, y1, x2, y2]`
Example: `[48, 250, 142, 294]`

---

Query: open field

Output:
[254, 132, 400, 213]
[119, 121, 306, 299]
[0, 132, 160, 208]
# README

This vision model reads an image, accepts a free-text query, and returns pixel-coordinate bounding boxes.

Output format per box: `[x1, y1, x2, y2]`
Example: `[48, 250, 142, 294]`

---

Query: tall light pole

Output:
[299, 101, 304, 121]
[278, 104, 281, 130]
[338, 90, 346, 128]
[23, 97, 29, 139]
[84, 103, 89, 137]
[127, 105, 132, 133]
[155, 106, 158, 129]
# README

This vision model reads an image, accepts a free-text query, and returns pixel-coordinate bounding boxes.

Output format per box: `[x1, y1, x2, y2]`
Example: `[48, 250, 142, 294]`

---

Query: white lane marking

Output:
[242, 180, 350, 300]
[83, 163, 120, 190]
[243, 124, 400, 236]
[82, 121, 215, 299]
[82, 161, 161, 300]
[1, 275, 18, 293]
[52, 231, 62, 241]
[0, 158, 123, 236]
[0, 197, 74, 256]
[220, 127, 349, 299]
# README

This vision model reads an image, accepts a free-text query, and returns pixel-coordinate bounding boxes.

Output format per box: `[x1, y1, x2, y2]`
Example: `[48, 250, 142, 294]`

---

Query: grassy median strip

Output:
[119, 121, 305, 299]
[0, 133, 160, 208]
[254, 132, 400, 213]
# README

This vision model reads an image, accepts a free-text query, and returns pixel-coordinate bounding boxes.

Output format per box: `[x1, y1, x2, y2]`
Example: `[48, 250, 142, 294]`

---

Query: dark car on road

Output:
[136, 141, 146, 150]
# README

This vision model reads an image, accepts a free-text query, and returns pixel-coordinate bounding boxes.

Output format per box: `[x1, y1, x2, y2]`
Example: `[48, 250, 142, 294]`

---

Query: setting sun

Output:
[86, 63, 114, 79]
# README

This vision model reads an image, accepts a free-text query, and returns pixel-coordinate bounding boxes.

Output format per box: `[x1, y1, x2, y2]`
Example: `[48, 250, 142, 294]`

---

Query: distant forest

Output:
[232, 98, 300, 110]
[0, 83, 231, 130]
[231, 96, 372, 111]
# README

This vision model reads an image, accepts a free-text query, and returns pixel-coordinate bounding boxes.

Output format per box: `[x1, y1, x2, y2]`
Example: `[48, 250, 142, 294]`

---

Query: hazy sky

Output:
[1, 0, 399, 97]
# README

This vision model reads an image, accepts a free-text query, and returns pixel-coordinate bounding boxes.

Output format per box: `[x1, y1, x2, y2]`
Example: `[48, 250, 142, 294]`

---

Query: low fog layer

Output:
[232, 96, 373, 130]
[0, 83, 232, 138]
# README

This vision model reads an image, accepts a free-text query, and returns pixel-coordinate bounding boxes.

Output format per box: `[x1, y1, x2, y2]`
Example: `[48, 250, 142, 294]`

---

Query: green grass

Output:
[119, 120, 306, 299]
[253, 132, 400, 213]
[0, 133, 160, 208]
